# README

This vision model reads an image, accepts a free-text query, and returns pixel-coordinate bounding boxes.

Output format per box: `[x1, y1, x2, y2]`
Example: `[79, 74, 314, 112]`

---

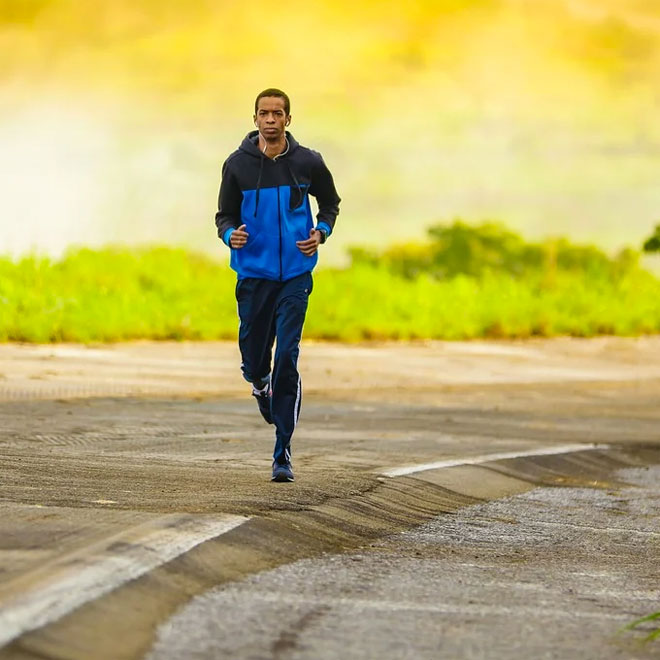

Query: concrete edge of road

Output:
[2, 443, 660, 660]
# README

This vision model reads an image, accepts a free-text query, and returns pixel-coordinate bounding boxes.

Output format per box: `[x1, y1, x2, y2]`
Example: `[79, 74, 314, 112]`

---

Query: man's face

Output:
[254, 96, 289, 140]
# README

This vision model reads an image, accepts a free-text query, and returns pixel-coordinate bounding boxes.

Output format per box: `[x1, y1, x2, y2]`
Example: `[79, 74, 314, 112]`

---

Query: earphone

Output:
[254, 119, 289, 154]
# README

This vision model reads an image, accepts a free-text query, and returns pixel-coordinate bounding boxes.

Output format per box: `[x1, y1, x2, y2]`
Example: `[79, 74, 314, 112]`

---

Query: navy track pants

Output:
[235, 271, 313, 465]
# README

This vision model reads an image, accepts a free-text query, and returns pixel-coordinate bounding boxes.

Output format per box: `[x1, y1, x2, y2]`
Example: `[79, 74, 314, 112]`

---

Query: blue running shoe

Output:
[252, 385, 273, 424]
[271, 462, 294, 482]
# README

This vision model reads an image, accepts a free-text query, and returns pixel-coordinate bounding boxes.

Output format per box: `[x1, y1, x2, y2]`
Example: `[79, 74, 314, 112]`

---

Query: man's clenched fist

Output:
[230, 224, 249, 249]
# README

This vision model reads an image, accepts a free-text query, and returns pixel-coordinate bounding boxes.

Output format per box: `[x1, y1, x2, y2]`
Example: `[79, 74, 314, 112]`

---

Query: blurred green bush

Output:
[348, 220, 639, 281]
[643, 224, 660, 253]
[1, 221, 658, 342]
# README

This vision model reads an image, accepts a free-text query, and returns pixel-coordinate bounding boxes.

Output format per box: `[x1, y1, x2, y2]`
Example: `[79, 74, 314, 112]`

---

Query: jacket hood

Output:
[239, 130, 299, 158]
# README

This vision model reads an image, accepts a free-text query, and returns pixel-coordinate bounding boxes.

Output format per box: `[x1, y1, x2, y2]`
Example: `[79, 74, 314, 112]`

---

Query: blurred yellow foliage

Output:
[1, 0, 659, 257]
[3, 0, 659, 109]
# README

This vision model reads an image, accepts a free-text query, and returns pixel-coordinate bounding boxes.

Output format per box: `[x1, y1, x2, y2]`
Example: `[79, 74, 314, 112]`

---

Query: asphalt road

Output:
[0, 338, 659, 659]
[149, 464, 660, 660]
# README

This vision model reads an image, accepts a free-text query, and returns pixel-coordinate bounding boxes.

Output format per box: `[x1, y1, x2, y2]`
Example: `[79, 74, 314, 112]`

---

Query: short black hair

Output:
[255, 88, 290, 115]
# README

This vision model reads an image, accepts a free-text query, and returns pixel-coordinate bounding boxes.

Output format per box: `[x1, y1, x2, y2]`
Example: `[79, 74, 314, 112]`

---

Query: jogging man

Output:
[215, 88, 341, 482]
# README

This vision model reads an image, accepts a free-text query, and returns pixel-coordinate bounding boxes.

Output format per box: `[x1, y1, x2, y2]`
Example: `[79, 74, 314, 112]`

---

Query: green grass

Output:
[1, 237, 659, 343]
[306, 262, 660, 341]
[621, 611, 660, 643]
[0, 247, 237, 342]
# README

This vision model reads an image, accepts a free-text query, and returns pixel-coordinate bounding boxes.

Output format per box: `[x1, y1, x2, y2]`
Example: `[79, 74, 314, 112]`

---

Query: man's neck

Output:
[258, 135, 287, 160]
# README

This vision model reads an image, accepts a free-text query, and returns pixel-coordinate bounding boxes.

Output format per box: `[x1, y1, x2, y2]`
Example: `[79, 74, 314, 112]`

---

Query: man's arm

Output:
[215, 160, 244, 247]
[309, 153, 341, 241]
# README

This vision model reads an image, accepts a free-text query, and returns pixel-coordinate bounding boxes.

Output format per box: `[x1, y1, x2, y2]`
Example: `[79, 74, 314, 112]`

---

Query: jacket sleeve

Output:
[309, 153, 341, 238]
[214, 159, 243, 246]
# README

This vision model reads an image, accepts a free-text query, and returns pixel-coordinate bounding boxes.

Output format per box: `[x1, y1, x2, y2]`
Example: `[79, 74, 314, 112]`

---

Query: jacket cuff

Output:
[223, 227, 235, 246]
[316, 222, 332, 239]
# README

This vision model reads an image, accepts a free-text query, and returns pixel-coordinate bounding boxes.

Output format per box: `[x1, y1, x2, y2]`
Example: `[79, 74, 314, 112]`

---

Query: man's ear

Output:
[253, 114, 257, 126]
[285, 115, 291, 126]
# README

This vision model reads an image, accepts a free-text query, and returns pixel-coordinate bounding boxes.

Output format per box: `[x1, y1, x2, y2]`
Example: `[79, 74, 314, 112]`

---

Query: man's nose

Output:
[265, 114, 275, 123]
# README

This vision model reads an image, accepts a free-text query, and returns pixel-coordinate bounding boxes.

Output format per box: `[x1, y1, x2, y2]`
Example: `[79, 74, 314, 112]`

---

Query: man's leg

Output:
[271, 272, 312, 467]
[236, 278, 277, 412]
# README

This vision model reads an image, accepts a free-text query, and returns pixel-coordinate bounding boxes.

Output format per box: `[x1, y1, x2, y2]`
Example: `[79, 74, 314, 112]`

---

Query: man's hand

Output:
[229, 224, 249, 249]
[296, 228, 322, 256]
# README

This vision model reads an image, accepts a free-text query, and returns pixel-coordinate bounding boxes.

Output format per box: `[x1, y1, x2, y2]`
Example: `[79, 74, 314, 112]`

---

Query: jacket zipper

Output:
[277, 184, 282, 281]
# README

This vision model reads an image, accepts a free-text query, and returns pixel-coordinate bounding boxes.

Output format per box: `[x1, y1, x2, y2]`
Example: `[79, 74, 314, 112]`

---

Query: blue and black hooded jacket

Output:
[215, 131, 341, 281]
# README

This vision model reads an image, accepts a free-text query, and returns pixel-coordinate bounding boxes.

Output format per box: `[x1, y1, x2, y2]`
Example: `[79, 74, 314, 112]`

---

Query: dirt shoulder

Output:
[1, 335, 660, 402]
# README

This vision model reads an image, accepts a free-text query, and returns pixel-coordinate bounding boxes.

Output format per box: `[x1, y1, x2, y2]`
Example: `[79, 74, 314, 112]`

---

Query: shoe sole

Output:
[271, 471, 294, 483]
[253, 396, 273, 425]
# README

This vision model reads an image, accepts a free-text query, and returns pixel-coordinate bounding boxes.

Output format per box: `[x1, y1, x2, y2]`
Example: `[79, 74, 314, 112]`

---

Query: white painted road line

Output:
[381, 443, 611, 477]
[0, 514, 248, 648]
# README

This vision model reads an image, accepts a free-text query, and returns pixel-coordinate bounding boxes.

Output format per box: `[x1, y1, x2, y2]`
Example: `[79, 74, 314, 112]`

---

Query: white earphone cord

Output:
[255, 127, 289, 155]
